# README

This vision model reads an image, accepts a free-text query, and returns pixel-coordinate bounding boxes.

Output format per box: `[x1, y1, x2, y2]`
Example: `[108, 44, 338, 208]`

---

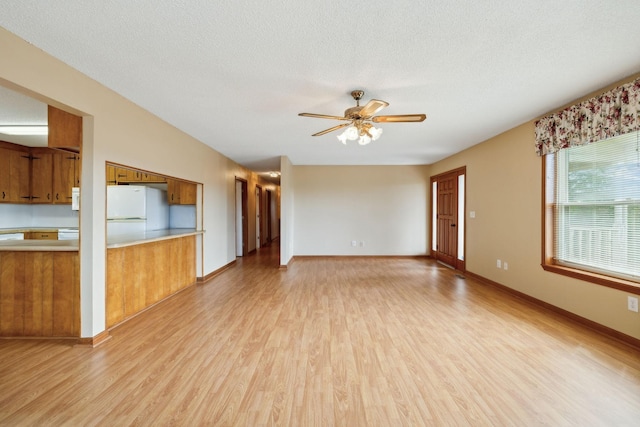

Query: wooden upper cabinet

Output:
[53, 152, 80, 204]
[107, 164, 167, 185]
[30, 150, 54, 203]
[0, 146, 30, 203]
[106, 164, 117, 185]
[48, 105, 82, 149]
[167, 179, 197, 205]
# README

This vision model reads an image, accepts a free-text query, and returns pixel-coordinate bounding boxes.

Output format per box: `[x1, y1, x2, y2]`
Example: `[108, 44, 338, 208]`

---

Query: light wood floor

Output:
[1, 244, 640, 426]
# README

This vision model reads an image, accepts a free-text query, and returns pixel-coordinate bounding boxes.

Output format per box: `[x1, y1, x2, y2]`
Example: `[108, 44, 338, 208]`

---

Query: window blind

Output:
[551, 131, 640, 280]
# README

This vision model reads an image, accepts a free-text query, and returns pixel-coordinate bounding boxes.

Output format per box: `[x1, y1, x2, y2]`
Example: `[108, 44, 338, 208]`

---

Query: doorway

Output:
[431, 167, 466, 271]
[265, 189, 273, 243]
[235, 178, 248, 257]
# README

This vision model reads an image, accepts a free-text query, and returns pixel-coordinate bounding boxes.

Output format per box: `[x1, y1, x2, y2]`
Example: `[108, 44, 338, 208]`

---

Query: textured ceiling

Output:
[1, 1, 640, 173]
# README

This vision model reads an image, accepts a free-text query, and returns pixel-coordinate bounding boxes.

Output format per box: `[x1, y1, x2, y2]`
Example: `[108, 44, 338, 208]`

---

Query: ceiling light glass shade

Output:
[337, 125, 359, 144]
[0, 125, 48, 135]
[369, 126, 383, 140]
[358, 134, 372, 145]
[337, 123, 382, 145]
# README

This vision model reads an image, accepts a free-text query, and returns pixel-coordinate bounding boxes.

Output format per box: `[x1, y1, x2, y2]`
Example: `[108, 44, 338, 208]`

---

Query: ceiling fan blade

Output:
[299, 113, 351, 121]
[372, 114, 426, 123]
[312, 123, 351, 136]
[358, 99, 389, 118]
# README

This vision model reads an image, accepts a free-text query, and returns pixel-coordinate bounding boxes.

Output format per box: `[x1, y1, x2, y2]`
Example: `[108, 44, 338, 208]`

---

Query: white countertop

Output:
[107, 228, 203, 248]
[0, 228, 203, 251]
[0, 239, 79, 251]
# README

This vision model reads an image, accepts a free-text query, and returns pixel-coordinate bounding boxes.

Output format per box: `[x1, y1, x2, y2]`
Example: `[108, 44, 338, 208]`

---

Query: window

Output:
[544, 131, 640, 290]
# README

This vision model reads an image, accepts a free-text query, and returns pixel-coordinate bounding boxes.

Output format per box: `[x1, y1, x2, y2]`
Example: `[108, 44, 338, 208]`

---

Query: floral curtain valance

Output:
[534, 77, 640, 156]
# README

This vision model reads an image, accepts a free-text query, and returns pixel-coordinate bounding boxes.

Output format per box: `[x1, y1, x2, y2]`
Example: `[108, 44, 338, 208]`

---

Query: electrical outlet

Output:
[496, 259, 502, 269]
[503, 262, 508, 270]
[470, 211, 476, 218]
[628, 296, 639, 313]
[359, 241, 365, 247]
[351, 240, 357, 247]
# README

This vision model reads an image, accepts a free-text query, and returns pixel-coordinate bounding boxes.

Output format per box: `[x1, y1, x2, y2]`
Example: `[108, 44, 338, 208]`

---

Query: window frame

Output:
[541, 148, 640, 296]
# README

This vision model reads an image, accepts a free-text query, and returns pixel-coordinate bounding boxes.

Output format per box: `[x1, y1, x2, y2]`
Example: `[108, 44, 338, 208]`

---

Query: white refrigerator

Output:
[107, 185, 169, 236]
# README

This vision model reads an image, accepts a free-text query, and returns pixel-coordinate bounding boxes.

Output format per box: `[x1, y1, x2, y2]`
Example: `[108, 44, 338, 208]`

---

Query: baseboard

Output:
[465, 270, 640, 351]
[280, 254, 430, 270]
[293, 254, 430, 260]
[197, 260, 236, 283]
[75, 330, 112, 348]
[279, 255, 294, 270]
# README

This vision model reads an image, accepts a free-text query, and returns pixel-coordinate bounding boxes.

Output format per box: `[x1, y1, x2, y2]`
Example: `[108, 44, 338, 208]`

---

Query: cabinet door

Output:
[48, 105, 82, 149]
[0, 148, 30, 203]
[167, 179, 180, 204]
[73, 154, 81, 187]
[168, 179, 197, 205]
[0, 148, 11, 202]
[52, 152, 76, 204]
[180, 182, 197, 205]
[106, 164, 117, 185]
[31, 152, 54, 203]
[24, 231, 58, 240]
[114, 167, 140, 183]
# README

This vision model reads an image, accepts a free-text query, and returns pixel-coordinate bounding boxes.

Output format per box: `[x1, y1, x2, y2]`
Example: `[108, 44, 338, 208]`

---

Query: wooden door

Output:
[436, 173, 458, 267]
[431, 167, 465, 271]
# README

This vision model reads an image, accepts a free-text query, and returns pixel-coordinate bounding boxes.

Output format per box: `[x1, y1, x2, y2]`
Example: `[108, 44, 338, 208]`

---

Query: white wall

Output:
[0, 204, 79, 229]
[0, 28, 241, 337]
[292, 165, 430, 256]
[280, 156, 294, 266]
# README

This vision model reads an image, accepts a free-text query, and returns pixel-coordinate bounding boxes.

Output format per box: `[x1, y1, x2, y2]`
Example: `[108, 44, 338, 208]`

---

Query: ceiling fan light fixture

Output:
[300, 89, 425, 144]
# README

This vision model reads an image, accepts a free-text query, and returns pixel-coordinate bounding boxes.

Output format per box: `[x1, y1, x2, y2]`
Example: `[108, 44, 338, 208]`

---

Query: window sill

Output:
[542, 263, 640, 295]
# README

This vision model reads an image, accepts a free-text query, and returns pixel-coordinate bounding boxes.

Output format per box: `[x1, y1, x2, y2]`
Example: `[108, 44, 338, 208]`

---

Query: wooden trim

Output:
[75, 330, 112, 348]
[465, 270, 640, 351]
[0, 140, 31, 151]
[540, 154, 640, 294]
[197, 260, 236, 283]
[542, 264, 640, 295]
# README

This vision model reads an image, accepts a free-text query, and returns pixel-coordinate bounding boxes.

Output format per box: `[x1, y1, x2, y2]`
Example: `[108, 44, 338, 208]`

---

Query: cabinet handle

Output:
[47, 193, 51, 200]
[56, 193, 59, 200]
[2, 191, 5, 199]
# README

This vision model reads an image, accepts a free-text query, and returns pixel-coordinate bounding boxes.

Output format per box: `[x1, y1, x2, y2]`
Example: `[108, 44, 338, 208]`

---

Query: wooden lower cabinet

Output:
[106, 236, 196, 328]
[0, 251, 79, 337]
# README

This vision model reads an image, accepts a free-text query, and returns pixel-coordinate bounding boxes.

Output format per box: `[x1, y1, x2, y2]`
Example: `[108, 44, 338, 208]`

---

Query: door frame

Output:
[235, 178, 249, 257]
[430, 166, 466, 271]
[255, 185, 262, 249]
[265, 189, 273, 244]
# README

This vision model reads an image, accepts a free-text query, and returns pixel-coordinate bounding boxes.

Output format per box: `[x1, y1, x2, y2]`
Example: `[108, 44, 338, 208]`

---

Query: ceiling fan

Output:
[298, 90, 426, 145]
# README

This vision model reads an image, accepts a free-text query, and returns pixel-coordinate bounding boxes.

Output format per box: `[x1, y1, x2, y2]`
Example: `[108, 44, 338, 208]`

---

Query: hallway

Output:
[1, 245, 639, 425]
